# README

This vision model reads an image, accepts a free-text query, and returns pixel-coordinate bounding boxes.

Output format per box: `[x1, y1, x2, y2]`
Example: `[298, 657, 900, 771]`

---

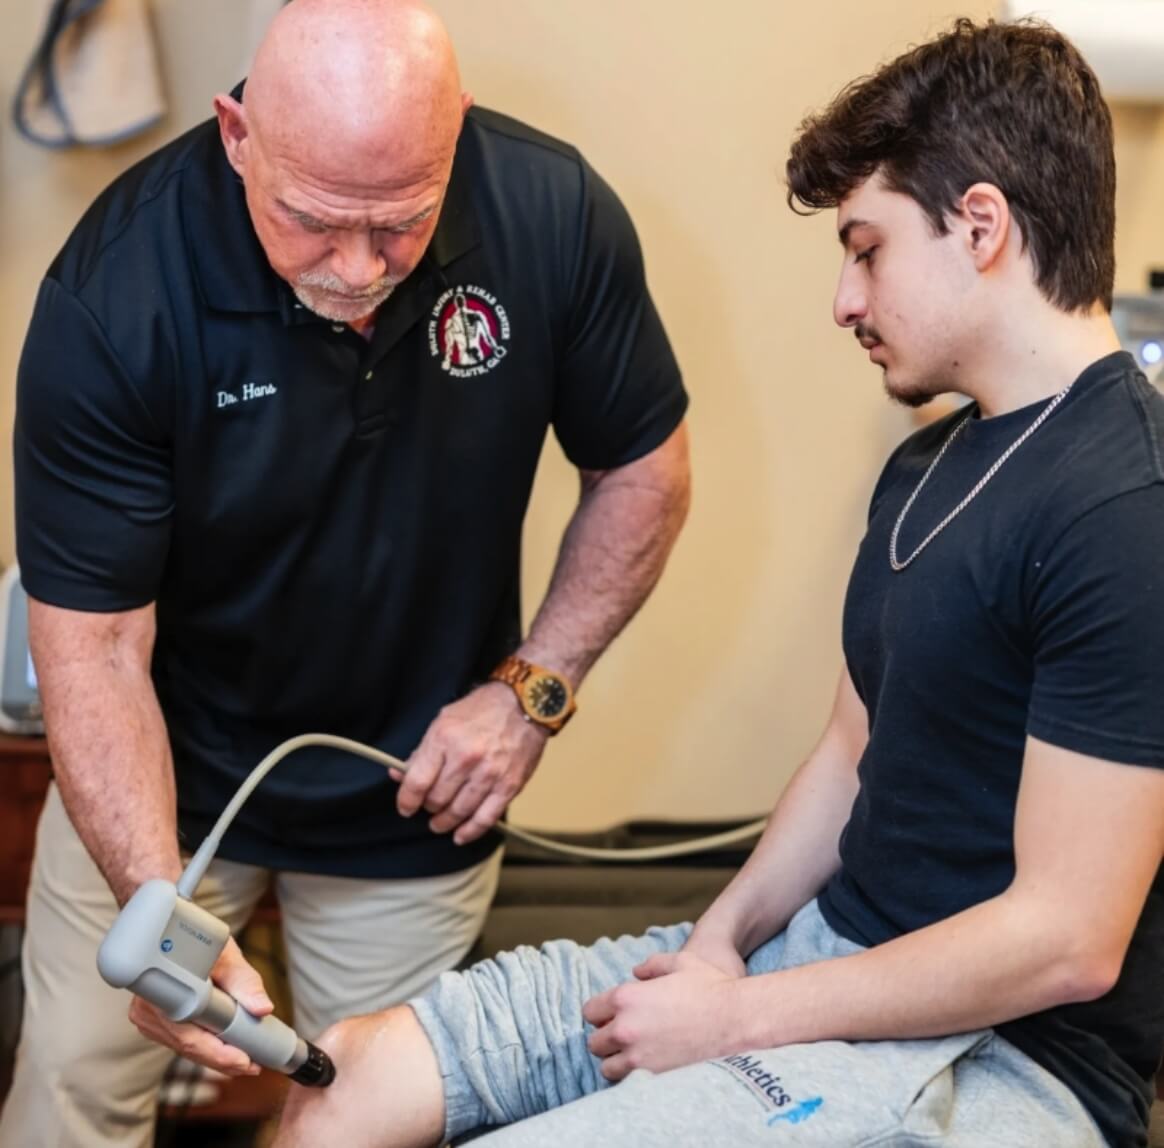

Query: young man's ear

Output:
[959, 182, 1010, 272]
[213, 94, 250, 178]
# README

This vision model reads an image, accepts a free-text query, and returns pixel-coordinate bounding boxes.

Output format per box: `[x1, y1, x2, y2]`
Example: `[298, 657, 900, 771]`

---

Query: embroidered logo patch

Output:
[428, 285, 510, 378]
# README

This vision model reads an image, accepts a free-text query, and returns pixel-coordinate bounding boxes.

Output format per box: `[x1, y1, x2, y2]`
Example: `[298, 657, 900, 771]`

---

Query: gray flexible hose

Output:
[178, 732, 766, 898]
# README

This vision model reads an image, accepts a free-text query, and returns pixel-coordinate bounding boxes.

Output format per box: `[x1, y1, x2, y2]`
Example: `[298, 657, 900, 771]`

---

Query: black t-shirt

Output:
[13, 106, 687, 877]
[820, 353, 1164, 1148]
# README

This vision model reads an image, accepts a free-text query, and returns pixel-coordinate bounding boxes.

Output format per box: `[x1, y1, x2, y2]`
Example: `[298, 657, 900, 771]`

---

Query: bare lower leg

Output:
[272, 1005, 446, 1148]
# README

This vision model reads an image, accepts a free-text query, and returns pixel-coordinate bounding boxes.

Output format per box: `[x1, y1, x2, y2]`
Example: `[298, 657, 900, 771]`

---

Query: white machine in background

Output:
[0, 566, 43, 736]
[1113, 280, 1164, 387]
[998, 4, 1164, 388]
[999, 2, 1164, 103]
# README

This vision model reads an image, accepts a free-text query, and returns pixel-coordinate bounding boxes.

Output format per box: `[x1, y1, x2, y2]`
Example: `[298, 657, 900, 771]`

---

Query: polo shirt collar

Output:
[185, 99, 482, 320]
[427, 123, 480, 269]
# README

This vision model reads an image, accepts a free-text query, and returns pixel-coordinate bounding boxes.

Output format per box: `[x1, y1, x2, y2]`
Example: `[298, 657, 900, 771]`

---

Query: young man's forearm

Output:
[689, 671, 867, 957]
[31, 601, 181, 905]
[729, 884, 1114, 1051]
[518, 424, 690, 684]
[727, 738, 1164, 1049]
[690, 740, 860, 958]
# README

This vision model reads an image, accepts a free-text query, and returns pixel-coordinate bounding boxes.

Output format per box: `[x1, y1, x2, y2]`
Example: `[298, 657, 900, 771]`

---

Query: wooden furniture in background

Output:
[0, 734, 51, 926]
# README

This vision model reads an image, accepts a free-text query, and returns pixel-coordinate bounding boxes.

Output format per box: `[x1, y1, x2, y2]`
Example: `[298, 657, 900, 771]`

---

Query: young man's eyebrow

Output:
[839, 218, 872, 247]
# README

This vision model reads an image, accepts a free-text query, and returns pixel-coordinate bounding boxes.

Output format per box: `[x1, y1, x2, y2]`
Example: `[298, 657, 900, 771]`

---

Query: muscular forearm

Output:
[731, 886, 1114, 1050]
[31, 602, 180, 904]
[520, 425, 690, 683]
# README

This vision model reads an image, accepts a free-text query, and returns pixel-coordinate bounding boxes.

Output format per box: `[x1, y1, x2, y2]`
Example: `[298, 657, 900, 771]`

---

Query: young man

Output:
[272, 19, 1164, 1148]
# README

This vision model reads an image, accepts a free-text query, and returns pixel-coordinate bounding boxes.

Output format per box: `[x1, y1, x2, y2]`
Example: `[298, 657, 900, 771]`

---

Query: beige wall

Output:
[2, 1, 1163, 831]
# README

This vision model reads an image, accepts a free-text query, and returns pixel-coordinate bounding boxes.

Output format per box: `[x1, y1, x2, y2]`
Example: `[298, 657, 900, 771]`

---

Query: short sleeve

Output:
[1027, 484, 1164, 767]
[551, 161, 687, 470]
[14, 277, 173, 611]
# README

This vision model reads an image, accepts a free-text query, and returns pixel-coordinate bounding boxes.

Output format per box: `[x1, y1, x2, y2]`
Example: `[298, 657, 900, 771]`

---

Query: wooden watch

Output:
[488, 655, 577, 734]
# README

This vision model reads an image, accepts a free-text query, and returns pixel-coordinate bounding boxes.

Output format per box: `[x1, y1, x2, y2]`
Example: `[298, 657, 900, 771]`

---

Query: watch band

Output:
[488, 655, 577, 734]
[490, 654, 535, 690]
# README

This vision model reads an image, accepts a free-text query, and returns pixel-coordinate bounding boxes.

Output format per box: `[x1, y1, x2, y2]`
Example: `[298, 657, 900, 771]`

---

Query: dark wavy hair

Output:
[786, 19, 1115, 312]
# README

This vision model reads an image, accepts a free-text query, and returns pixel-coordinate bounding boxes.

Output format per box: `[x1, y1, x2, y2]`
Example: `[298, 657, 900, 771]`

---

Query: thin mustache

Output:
[298, 273, 400, 298]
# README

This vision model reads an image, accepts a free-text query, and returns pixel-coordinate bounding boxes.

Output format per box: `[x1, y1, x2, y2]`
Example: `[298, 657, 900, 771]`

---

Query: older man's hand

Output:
[392, 682, 548, 845]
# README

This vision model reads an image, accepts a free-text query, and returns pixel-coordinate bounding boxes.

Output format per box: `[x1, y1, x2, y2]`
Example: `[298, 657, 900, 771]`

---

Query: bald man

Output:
[1, 2, 689, 1144]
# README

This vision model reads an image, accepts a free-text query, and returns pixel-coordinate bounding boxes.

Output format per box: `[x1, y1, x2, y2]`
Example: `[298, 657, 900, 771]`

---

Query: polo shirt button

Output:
[365, 370, 374, 380]
[332, 324, 345, 333]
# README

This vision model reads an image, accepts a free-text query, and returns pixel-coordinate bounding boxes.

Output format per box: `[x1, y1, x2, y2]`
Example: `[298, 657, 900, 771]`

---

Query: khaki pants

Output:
[0, 783, 502, 1148]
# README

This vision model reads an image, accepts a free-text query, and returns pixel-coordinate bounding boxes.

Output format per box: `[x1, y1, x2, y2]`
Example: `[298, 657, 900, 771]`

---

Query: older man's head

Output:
[215, 0, 469, 323]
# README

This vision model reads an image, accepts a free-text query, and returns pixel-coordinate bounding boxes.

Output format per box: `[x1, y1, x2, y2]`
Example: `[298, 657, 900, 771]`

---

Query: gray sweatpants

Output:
[410, 900, 1108, 1147]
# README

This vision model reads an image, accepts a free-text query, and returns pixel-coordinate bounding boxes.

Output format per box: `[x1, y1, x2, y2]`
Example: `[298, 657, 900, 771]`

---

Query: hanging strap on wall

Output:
[12, 0, 166, 149]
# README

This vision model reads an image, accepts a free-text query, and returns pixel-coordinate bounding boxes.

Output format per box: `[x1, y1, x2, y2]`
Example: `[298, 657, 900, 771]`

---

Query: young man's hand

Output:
[582, 952, 743, 1080]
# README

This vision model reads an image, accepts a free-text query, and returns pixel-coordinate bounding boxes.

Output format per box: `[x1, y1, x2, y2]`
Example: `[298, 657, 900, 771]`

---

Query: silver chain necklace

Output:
[888, 382, 1075, 572]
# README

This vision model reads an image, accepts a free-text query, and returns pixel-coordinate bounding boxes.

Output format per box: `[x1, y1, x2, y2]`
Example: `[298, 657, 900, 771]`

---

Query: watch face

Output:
[526, 674, 569, 719]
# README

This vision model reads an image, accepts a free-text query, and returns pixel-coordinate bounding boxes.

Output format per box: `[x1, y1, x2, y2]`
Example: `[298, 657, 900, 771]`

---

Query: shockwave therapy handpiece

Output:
[96, 735, 353, 1087]
[98, 878, 335, 1086]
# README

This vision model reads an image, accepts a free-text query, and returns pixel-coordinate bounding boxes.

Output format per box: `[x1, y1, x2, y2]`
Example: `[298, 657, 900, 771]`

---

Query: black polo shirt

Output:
[14, 106, 687, 877]
[823, 354, 1164, 1148]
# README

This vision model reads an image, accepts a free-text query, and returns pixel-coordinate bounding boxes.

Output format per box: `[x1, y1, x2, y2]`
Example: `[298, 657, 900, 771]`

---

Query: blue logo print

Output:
[160, 938, 174, 953]
[768, 1097, 823, 1126]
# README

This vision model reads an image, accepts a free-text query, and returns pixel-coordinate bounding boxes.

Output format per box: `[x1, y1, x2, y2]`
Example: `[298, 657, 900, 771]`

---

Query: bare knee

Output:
[274, 1013, 389, 1146]
[273, 1005, 445, 1148]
